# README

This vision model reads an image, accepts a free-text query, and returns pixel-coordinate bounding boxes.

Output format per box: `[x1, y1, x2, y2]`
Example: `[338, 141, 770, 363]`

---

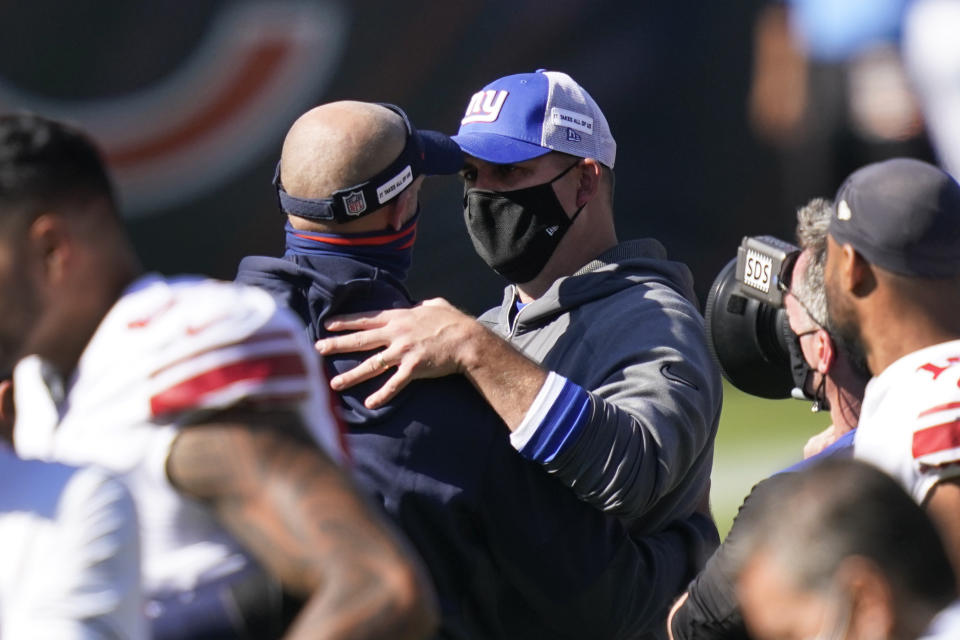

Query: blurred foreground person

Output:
[0, 113, 437, 640]
[238, 100, 718, 639]
[734, 459, 956, 640]
[903, 0, 960, 178]
[1, 378, 143, 637]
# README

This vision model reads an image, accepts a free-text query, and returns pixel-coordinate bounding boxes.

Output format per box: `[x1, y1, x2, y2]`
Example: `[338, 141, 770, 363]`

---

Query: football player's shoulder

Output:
[891, 342, 960, 475]
[162, 275, 286, 333]
[114, 275, 296, 348]
[112, 275, 312, 420]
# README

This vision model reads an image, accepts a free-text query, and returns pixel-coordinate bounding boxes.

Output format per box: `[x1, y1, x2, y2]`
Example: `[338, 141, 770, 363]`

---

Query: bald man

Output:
[238, 101, 719, 639]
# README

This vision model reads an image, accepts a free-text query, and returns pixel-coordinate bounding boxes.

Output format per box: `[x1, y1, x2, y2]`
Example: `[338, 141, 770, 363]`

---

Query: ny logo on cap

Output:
[462, 90, 508, 124]
[344, 191, 367, 216]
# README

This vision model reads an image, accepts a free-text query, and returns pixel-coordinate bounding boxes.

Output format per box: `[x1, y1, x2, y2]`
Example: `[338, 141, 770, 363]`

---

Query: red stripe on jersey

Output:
[150, 330, 297, 378]
[918, 402, 960, 419]
[913, 419, 960, 459]
[150, 353, 307, 416]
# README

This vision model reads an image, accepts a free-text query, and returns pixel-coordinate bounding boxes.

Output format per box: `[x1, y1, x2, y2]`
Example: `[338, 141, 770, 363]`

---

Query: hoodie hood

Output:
[487, 238, 698, 333]
[237, 253, 414, 425]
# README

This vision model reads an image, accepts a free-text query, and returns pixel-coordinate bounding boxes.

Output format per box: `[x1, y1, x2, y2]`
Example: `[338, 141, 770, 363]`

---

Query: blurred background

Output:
[3, 0, 957, 535]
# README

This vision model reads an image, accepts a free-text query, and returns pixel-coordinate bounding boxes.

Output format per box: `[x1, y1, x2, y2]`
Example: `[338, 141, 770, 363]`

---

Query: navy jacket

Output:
[237, 252, 716, 640]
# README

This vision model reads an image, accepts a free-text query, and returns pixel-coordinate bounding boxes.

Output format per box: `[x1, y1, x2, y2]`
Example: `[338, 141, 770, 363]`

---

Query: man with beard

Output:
[315, 70, 722, 543]
[822, 157, 960, 577]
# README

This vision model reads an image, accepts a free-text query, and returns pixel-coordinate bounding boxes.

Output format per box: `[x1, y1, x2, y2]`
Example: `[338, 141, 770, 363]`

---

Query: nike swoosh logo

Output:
[186, 315, 229, 336]
[660, 364, 699, 390]
[127, 299, 177, 329]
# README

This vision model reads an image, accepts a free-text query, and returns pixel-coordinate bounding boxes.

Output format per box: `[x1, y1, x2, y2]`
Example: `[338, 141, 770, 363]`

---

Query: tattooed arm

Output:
[167, 407, 438, 640]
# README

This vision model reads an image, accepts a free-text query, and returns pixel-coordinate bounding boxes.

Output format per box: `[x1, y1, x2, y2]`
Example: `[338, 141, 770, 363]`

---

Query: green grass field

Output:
[709, 381, 832, 538]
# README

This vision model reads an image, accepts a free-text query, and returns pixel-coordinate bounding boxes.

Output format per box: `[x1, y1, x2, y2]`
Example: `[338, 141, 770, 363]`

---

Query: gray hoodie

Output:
[480, 238, 722, 534]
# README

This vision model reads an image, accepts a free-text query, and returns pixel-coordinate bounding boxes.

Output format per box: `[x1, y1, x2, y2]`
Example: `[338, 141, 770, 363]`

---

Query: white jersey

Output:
[854, 339, 960, 504]
[13, 274, 345, 598]
[0, 445, 144, 639]
[921, 600, 960, 640]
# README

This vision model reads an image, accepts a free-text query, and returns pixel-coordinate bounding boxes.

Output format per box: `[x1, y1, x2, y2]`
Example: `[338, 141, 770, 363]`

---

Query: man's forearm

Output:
[455, 320, 547, 431]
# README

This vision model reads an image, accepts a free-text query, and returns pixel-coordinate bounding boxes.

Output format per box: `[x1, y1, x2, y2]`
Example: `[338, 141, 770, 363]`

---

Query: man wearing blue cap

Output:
[316, 72, 721, 544]
[822, 157, 960, 579]
[238, 100, 720, 639]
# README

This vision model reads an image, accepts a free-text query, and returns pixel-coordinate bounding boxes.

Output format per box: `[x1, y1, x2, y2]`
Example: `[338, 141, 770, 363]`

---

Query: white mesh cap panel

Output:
[540, 71, 617, 168]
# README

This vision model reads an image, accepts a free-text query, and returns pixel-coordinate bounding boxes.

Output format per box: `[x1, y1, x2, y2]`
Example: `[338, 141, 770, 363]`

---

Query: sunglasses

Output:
[776, 249, 801, 295]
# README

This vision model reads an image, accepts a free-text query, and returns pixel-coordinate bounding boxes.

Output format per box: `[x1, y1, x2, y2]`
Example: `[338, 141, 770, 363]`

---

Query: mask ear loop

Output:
[553, 160, 586, 224]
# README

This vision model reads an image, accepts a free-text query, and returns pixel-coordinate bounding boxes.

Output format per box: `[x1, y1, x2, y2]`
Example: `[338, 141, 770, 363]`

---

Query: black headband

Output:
[274, 103, 426, 223]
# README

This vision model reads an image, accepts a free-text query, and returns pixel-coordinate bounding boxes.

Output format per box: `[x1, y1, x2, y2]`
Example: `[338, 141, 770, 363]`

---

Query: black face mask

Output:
[463, 162, 583, 284]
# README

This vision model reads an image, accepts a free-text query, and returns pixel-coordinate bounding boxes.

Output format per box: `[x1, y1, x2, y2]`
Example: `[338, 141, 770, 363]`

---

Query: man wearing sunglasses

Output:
[781, 199, 871, 459]
[668, 197, 873, 640]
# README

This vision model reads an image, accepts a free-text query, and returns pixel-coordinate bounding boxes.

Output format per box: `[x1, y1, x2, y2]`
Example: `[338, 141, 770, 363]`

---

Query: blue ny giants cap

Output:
[452, 70, 617, 169]
[830, 158, 960, 277]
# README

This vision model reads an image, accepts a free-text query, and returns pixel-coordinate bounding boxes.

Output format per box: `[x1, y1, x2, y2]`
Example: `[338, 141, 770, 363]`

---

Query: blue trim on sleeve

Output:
[779, 428, 857, 474]
[519, 379, 592, 463]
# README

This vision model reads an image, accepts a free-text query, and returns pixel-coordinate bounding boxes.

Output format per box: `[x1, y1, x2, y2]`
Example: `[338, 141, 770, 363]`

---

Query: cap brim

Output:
[450, 132, 552, 165]
[419, 130, 465, 175]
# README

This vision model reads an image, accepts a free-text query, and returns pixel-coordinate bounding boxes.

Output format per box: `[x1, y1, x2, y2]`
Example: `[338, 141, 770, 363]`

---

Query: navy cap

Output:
[451, 70, 616, 168]
[276, 103, 462, 223]
[829, 158, 960, 277]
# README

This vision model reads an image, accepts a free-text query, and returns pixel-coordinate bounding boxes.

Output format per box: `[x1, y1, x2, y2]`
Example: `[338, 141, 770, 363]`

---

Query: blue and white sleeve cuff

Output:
[509, 371, 592, 463]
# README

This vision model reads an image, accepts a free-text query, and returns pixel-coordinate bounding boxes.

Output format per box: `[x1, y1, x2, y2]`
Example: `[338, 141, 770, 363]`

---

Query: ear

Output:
[386, 201, 405, 232]
[837, 556, 895, 640]
[840, 243, 875, 297]
[575, 158, 602, 208]
[814, 328, 835, 374]
[27, 213, 71, 284]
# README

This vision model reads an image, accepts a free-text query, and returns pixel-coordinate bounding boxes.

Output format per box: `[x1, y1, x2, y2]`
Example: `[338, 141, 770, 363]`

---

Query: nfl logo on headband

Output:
[344, 191, 367, 216]
[274, 103, 463, 224]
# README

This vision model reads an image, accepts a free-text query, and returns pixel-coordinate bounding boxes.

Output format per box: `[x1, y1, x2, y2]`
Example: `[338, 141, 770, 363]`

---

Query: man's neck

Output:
[516, 245, 609, 302]
[832, 390, 862, 433]
[48, 262, 142, 381]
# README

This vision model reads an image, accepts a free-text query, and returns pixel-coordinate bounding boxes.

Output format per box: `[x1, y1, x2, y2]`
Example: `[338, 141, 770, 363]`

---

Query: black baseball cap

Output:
[829, 158, 960, 277]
